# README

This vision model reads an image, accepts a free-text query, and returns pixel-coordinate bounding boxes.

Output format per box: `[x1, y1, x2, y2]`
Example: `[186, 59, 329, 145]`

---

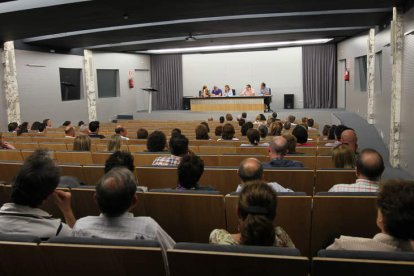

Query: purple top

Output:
[211, 89, 222, 96]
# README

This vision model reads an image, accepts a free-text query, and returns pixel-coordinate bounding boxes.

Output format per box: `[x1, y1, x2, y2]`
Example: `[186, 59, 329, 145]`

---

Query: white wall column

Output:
[3, 41, 21, 124]
[83, 49, 97, 122]
[389, 8, 404, 168]
[367, 28, 376, 124]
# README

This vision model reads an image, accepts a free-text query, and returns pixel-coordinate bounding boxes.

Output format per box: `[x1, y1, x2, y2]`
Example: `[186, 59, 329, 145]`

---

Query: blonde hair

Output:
[332, 144, 356, 169]
[73, 135, 91, 151]
[107, 134, 122, 152]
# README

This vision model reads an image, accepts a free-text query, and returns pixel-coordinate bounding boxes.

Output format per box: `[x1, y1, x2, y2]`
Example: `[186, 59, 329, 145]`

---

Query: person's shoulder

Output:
[328, 183, 351, 192]
[209, 229, 236, 245]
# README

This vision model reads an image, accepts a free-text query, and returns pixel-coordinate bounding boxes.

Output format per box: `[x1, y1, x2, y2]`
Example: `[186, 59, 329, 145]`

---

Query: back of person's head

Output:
[169, 134, 189, 156]
[269, 136, 288, 156]
[334, 125, 348, 141]
[226, 113, 233, 121]
[43, 119, 50, 127]
[177, 154, 204, 189]
[89, 121, 100, 133]
[258, 125, 268, 139]
[301, 117, 308, 124]
[238, 181, 277, 246]
[247, 128, 260, 145]
[222, 123, 235, 140]
[146, 131, 167, 152]
[38, 123, 46, 133]
[62, 121, 71, 127]
[341, 129, 358, 153]
[219, 116, 225, 124]
[269, 122, 282, 136]
[78, 121, 84, 127]
[95, 167, 137, 217]
[73, 135, 91, 151]
[283, 121, 291, 130]
[242, 112, 247, 119]
[332, 144, 356, 169]
[31, 121, 41, 131]
[171, 128, 182, 138]
[114, 127, 124, 135]
[11, 149, 60, 208]
[65, 126, 75, 136]
[136, 128, 149, 139]
[107, 134, 122, 152]
[8, 122, 18, 132]
[322, 125, 331, 136]
[79, 124, 89, 135]
[272, 112, 277, 119]
[288, 115, 295, 123]
[282, 134, 297, 154]
[238, 158, 263, 183]
[377, 179, 414, 240]
[307, 118, 314, 127]
[241, 122, 253, 136]
[215, 125, 223, 136]
[200, 122, 210, 133]
[292, 125, 308, 144]
[328, 125, 337, 140]
[195, 124, 209, 140]
[104, 151, 135, 173]
[356, 148, 385, 181]
[259, 114, 266, 121]
[238, 118, 246, 127]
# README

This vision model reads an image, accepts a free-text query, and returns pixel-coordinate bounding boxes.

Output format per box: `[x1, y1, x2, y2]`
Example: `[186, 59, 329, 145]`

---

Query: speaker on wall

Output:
[284, 94, 294, 109]
[183, 97, 191, 110]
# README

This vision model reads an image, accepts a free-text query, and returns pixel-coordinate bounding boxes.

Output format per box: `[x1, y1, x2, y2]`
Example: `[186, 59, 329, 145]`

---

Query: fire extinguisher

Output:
[344, 69, 350, 81]
[129, 78, 134, 89]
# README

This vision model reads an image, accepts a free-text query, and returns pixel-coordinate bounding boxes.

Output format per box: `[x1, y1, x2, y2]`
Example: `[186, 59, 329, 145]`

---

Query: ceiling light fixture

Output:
[137, 38, 333, 54]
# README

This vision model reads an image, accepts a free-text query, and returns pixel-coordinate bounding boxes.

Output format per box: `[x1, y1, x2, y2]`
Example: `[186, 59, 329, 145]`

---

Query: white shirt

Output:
[120, 136, 130, 140]
[236, 182, 294, 193]
[0, 203, 72, 239]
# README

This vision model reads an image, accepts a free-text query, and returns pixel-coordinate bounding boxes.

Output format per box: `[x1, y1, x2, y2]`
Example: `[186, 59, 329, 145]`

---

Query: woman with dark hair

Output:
[146, 131, 167, 152]
[218, 123, 239, 141]
[16, 122, 29, 136]
[241, 129, 269, 147]
[258, 125, 268, 139]
[327, 179, 414, 252]
[215, 126, 223, 137]
[292, 125, 312, 146]
[195, 124, 210, 140]
[327, 125, 337, 140]
[200, 121, 210, 133]
[209, 181, 294, 247]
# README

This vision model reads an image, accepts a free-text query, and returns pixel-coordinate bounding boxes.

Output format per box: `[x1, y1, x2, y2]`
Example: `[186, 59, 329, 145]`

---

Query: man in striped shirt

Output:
[329, 148, 385, 192]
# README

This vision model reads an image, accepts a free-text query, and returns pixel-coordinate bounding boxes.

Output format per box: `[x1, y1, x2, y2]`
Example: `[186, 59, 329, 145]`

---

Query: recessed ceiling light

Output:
[137, 38, 333, 54]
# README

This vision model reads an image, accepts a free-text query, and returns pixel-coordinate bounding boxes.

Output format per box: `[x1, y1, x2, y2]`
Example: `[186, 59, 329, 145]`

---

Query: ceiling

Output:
[0, 0, 413, 54]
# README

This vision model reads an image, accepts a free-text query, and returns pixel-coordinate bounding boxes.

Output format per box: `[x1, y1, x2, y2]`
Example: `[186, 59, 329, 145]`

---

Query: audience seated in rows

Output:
[292, 125, 312, 146]
[332, 144, 355, 169]
[241, 122, 253, 136]
[215, 125, 223, 137]
[107, 134, 122, 152]
[146, 131, 167, 152]
[282, 134, 302, 155]
[115, 126, 129, 140]
[104, 151, 135, 173]
[152, 134, 189, 166]
[269, 121, 282, 136]
[341, 129, 358, 153]
[64, 126, 76, 138]
[241, 129, 269, 147]
[200, 122, 210, 133]
[72, 167, 175, 251]
[329, 148, 384, 192]
[136, 128, 148, 139]
[325, 124, 347, 147]
[235, 158, 293, 193]
[73, 135, 91, 151]
[17, 122, 29, 136]
[0, 149, 75, 238]
[88, 121, 105, 139]
[327, 179, 414, 252]
[30, 121, 41, 132]
[176, 154, 215, 191]
[8, 122, 18, 133]
[263, 136, 304, 168]
[0, 132, 15, 149]
[195, 124, 210, 140]
[171, 128, 182, 138]
[210, 181, 294, 247]
[258, 125, 268, 139]
[218, 124, 239, 141]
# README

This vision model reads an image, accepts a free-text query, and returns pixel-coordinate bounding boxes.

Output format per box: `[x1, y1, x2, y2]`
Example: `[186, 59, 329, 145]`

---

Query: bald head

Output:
[356, 149, 385, 181]
[238, 158, 264, 183]
[269, 136, 288, 157]
[341, 129, 358, 153]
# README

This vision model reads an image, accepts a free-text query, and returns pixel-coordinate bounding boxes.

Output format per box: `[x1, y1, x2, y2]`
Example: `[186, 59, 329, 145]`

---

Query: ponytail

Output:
[241, 213, 275, 246]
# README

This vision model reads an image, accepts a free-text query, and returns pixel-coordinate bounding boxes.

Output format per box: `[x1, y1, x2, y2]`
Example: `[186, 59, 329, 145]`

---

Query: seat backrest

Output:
[55, 151, 93, 165]
[168, 247, 308, 276]
[316, 155, 335, 169]
[315, 169, 356, 193]
[59, 164, 85, 184]
[224, 195, 312, 256]
[81, 165, 105, 185]
[40, 238, 165, 276]
[41, 143, 68, 151]
[141, 192, 226, 243]
[0, 150, 23, 162]
[310, 195, 378, 256]
[317, 249, 414, 261]
[91, 152, 112, 164]
[132, 153, 169, 166]
[0, 161, 23, 183]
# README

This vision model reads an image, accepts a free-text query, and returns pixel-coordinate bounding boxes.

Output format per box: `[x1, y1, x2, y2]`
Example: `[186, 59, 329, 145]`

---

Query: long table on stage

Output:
[185, 96, 271, 112]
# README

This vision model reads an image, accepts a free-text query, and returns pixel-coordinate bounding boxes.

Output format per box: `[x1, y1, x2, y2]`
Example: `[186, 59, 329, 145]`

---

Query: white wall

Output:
[182, 48, 304, 109]
[13, 50, 150, 126]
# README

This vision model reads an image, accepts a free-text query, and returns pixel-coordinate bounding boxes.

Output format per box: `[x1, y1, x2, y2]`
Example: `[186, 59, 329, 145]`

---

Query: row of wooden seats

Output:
[0, 162, 356, 195]
[0, 185, 377, 257]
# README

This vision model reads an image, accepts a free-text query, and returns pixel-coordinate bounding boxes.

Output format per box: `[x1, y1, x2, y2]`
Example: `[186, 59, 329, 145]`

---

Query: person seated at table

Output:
[223, 85, 234, 97]
[240, 84, 255, 96]
[176, 154, 215, 191]
[211, 86, 222, 97]
[327, 179, 414, 252]
[209, 181, 295, 247]
[218, 123, 239, 141]
[201, 85, 210, 97]
[259, 82, 271, 95]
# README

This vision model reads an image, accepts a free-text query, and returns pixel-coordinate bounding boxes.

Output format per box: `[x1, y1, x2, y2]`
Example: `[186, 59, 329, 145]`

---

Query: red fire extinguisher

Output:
[344, 69, 350, 81]
[129, 78, 134, 89]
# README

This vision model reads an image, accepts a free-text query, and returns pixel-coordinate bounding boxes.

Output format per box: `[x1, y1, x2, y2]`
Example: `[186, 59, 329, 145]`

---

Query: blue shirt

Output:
[211, 89, 222, 96]
[262, 158, 304, 168]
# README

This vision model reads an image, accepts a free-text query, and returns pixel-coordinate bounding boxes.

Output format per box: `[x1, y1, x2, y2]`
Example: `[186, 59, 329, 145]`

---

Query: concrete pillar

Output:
[3, 41, 21, 124]
[389, 8, 403, 168]
[83, 49, 97, 122]
[367, 28, 376, 124]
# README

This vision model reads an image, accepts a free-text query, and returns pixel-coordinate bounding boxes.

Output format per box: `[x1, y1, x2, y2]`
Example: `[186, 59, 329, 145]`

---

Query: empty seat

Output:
[0, 150, 23, 162]
[0, 162, 23, 183]
[82, 165, 105, 185]
[55, 151, 93, 165]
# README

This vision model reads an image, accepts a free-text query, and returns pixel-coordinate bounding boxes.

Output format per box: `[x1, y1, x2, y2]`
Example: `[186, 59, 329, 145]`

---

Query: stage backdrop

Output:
[182, 48, 303, 109]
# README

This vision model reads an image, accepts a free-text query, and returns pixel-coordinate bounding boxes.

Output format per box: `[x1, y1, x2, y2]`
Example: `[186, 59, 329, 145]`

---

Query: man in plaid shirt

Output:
[152, 134, 189, 166]
[329, 148, 385, 193]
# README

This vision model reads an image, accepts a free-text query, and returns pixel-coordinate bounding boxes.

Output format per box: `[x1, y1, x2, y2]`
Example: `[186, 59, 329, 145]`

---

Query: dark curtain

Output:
[302, 44, 337, 108]
[150, 54, 183, 110]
